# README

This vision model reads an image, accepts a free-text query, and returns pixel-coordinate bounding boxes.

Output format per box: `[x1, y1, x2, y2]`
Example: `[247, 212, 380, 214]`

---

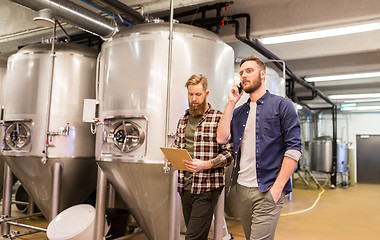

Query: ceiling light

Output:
[329, 93, 380, 100]
[341, 105, 380, 111]
[305, 71, 380, 82]
[259, 22, 380, 44]
[343, 98, 380, 103]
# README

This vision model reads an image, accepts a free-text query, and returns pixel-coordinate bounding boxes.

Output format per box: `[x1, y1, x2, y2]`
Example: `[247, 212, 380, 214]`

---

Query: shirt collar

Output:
[245, 90, 270, 106]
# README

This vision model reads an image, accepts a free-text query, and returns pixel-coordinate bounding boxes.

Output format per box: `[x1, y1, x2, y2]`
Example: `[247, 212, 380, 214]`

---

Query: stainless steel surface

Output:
[4, 156, 97, 220]
[50, 162, 61, 220]
[97, 161, 172, 240]
[1, 163, 13, 235]
[311, 136, 333, 173]
[10, 0, 117, 38]
[337, 141, 348, 173]
[2, 43, 98, 221]
[42, 21, 56, 164]
[169, 170, 180, 240]
[0, 58, 6, 196]
[166, 2, 179, 239]
[94, 166, 107, 240]
[97, 22, 234, 239]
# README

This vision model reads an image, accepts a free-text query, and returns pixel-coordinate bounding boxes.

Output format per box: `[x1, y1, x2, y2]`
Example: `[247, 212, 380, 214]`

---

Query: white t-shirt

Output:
[237, 102, 258, 187]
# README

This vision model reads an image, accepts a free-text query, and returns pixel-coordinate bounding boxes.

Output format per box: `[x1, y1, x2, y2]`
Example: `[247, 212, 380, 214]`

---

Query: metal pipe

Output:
[42, 21, 57, 164]
[166, 0, 180, 239]
[165, 0, 175, 149]
[1, 163, 13, 236]
[7, 221, 47, 232]
[98, 0, 145, 23]
[27, 196, 36, 217]
[9, 229, 44, 238]
[94, 166, 107, 240]
[10, 0, 117, 39]
[225, 16, 336, 107]
[107, 182, 116, 208]
[0, 213, 43, 223]
[50, 162, 62, 220]
[162, 1, 233, 21]
[169, 171, 179, 240]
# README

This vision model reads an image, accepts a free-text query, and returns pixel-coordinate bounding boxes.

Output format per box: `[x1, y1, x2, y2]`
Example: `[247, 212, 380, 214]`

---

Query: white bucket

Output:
[47, 204, 95, 240]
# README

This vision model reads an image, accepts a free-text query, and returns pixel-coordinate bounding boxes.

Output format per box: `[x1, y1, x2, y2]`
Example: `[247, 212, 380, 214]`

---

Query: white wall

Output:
[317, 111, 380, 181]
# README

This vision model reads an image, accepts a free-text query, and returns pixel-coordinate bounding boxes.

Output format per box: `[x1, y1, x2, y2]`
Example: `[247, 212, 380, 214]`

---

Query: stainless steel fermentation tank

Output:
[96, 22, 234, 240]
[311, 136, 333, 173]
[0, 58, 6, 195]
[1, 43, 98, 221]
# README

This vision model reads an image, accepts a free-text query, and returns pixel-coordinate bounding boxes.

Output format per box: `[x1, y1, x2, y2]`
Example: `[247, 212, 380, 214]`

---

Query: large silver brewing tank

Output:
[337, 141, 348, 173]
[0, 57, 7, 195]
[96, 22, 234, 240]
[311, 136, 333, 173]
[2, 43, 98, 220]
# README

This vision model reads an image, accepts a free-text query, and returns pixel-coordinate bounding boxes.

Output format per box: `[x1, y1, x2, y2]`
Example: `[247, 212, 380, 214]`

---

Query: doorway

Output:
[356, 134, 380, 183]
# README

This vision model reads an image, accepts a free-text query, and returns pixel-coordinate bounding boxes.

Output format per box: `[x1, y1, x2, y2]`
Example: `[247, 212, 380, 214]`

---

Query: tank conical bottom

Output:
[3, 156, 97, 221]
[98, 161, 172, 240]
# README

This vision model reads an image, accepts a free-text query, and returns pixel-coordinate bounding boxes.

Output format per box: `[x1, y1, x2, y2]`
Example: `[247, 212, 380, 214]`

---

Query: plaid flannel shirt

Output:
[174, 104, 233, 194]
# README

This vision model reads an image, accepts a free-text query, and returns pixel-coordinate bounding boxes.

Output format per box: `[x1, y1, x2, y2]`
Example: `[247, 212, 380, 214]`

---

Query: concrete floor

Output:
[4, 181, 380, 240]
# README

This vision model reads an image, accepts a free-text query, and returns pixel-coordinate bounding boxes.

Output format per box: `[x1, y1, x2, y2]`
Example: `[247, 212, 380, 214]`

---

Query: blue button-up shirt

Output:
[230, 91, 301, 193]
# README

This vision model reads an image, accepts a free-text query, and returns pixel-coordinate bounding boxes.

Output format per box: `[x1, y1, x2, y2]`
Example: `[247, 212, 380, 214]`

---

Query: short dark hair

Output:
[240, 55, 266, 70]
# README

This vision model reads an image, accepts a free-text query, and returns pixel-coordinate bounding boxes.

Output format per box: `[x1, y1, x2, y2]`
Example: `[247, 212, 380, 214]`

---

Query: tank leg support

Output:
[50, 162, 62, 220]
[169, 170, 180, 240]
[94, 166, 107, 240]
[1, 163, 13, 236]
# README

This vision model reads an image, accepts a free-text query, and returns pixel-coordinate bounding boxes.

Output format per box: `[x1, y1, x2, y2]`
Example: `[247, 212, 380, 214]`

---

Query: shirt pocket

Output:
[263, 115, 281, 138]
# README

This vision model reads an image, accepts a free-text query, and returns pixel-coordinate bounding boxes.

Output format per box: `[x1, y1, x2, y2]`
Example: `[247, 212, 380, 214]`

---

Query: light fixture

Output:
[343, 98, 380, 103]
[329, 93, 380, 100]
[34, 8, 55, 27]
[305, 71, 380, 82]
[340, 105, 380, 111]
[340, 103, 357, 110]
[259, 22, 380, 45]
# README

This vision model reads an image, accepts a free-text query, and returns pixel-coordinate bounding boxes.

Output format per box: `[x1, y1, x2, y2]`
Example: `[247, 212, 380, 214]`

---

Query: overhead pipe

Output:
[223, 15, 338, 185]
[162, 1, 233, 21]
[226, 15, 336, 107]
[96, 0, 145, 23]
[10, 0, 118, 39]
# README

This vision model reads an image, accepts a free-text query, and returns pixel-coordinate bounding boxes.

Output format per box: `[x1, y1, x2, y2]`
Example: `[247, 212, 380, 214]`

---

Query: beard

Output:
[189, 98, 207, 117]
[243, 76, 262, 94]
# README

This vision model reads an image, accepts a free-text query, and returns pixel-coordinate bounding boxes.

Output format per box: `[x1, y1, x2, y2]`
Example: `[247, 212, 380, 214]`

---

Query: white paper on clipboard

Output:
[160, 147, 193, 171]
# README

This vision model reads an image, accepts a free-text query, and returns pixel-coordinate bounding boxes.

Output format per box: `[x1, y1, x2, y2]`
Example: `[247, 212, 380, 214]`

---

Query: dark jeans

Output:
[180, 187, 222, 240]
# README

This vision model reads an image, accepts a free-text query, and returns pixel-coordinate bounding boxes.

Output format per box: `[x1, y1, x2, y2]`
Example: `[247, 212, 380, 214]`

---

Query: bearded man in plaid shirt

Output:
[170, 74, 233, 240]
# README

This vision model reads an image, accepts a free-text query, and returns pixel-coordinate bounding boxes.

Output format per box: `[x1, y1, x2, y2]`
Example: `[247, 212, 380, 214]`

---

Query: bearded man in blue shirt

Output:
[217, 55, 302, 240]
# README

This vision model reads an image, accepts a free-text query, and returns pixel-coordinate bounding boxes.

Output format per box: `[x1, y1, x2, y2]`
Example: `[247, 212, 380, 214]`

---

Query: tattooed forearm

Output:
[210, 155, 224, 168]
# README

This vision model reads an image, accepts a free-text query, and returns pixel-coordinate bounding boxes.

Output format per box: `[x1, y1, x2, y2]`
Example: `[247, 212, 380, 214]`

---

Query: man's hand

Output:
[182, 159, 211, 173]
[229, 83, 243, 104]
[269, 186, 283, 203]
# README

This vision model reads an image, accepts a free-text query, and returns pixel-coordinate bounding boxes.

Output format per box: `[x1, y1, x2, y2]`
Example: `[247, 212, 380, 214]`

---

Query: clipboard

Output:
[160, 147, 193, 171]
